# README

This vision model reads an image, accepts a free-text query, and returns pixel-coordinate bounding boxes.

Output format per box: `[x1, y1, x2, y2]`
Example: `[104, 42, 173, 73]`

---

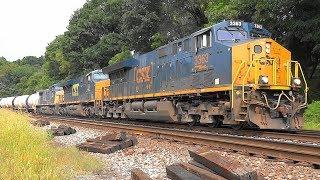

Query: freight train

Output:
[0, 21, 308, 130]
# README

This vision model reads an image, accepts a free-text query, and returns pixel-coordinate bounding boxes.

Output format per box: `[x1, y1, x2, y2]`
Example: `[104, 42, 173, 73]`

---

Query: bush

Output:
[304, 101, 320, 130]
[0, 109, 103, 179]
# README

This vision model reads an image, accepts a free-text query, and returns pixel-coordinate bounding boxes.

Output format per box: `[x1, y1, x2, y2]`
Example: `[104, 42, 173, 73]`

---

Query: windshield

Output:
[93, 73, 109, 81]
[217, 29, 247, 41]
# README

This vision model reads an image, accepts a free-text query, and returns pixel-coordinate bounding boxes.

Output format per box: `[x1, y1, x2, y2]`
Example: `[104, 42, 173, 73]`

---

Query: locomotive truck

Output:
[0, 21, 308, 130]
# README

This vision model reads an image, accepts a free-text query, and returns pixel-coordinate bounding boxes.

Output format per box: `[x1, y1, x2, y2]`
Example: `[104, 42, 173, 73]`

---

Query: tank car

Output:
[0, 97, 16, 108]
[13, 95, 29, 110]
[0, 98, 3, 108]
[26, 93, 40, 112]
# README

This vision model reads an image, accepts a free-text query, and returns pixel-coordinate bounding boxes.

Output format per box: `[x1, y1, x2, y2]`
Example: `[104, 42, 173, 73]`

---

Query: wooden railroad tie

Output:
[166, 147, 262, 180]
[31, 119, 50, 127]
[131, 168, 152, 180]
[77, 131, 138, 154]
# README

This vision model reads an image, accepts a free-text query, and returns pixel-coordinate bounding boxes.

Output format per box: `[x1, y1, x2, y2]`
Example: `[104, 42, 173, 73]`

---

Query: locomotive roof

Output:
[102, 58, 139, 74]
[156, 20, 271, 50]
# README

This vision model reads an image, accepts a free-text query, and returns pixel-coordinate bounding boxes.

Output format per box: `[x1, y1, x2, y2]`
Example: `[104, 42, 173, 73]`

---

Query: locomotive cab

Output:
[92, 70, 110, 117]
[84, 70, 109, 101]
[186, 21, 307, 129]
[38, 85, 63, 115]
[213, 21, 308, 129]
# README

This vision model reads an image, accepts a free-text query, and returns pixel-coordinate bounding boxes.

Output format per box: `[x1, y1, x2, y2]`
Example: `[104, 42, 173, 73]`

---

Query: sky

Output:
[0, 0, 87, 61]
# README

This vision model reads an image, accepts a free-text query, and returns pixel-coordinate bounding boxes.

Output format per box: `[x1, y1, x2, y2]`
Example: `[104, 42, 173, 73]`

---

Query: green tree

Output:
[44, 35, 69, 80]
[121, 0, 162, 53]
[151, 33, 167, 49]
[63, 0, 124, 77]
[108, 50, 133, 65]
[205, 0, 320, 79]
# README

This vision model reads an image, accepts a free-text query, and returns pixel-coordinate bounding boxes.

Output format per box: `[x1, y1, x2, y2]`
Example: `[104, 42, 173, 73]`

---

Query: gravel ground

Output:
[42, 122, 106, 146]
[39, 122, 320, 180]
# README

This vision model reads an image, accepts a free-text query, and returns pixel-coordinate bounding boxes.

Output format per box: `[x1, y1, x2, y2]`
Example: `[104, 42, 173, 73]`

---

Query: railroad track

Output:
[34, 115, 320, 144]
[34, 115, 320, 168]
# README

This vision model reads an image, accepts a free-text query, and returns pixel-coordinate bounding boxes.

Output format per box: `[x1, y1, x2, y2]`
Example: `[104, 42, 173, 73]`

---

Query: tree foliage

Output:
[109, 50, 133, 65]
[206, 0, 320, 79]
[1, 0, 320, 99]
[0, 56, 50, 96]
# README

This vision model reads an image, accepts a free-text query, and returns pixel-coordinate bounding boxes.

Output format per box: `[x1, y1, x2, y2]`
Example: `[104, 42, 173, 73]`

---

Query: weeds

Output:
[304, 101, 320, 130]
[0, 109, 102, 179]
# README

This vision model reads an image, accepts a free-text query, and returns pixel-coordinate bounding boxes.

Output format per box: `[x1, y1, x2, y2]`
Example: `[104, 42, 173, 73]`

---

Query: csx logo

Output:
[72, 84, 79, 96]
[194, 53, 209, 72]
[135, 66, 152, 83]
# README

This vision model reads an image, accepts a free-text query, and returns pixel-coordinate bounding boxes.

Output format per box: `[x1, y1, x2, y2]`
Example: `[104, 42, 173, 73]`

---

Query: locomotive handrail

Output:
[291, 61, 309, 107]
[239, 59, 308, 107]
[241, 60, 255, 103]
[273, 58, 277, 85]
[231, 61, 247, 108]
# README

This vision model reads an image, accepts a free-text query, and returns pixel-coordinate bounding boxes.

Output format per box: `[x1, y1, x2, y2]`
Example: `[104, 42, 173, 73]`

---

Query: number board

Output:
[229, 21, 242, 27]
[254, 24, 263, 29]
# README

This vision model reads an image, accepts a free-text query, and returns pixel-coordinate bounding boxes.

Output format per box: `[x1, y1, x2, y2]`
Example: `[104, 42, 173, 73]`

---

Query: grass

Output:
[0, 109, 103, 179]
[304, 101, 320, 130]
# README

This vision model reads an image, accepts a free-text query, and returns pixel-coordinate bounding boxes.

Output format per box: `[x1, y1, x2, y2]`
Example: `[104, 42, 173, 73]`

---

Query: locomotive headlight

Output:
[260, 76, 269, 84]
[265, 43, 271, 54]
[293, 78, 302, 86]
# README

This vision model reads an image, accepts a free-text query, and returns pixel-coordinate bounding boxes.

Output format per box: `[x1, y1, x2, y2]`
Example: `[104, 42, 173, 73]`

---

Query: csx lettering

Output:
[135, 66, 152, 83]
[194, 54, 209, 72]
[72, 84, 79, 96]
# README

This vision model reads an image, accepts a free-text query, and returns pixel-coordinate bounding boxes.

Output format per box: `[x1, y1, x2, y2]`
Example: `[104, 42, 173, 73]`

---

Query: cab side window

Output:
[196, 30, 211, 49]
[183, 39, 190, 51]
[172, 43, 178, 55]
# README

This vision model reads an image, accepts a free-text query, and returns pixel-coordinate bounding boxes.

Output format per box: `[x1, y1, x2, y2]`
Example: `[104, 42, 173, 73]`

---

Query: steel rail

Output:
[40, 116, 320, 167]
[240, 129, 320, 144]
[35, 115, 320, 144]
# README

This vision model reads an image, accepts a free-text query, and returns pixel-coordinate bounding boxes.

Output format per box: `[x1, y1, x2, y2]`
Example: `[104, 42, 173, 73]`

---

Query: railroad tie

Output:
[179, 162, 226, 180]
[77, 132, 138, 154]
[166, 164, 202, 180]
[131, 168, 152, 180]
[188, 148, 258, 180]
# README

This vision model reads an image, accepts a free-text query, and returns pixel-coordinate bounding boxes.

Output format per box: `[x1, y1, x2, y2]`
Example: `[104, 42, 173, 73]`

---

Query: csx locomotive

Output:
[0, 21, 308, 130]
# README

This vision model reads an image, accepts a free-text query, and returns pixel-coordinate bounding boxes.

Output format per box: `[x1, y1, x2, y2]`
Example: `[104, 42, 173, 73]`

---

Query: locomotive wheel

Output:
[291, 114, 304, 129]
[231, 122, 246, 130]
[210, 116, 221, 128]
[188, 115, 200, 127]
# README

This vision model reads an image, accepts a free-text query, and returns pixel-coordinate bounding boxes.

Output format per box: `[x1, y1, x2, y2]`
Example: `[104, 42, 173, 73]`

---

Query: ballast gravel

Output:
[40, 122, 320, 180]
[41, 122, 106, 146]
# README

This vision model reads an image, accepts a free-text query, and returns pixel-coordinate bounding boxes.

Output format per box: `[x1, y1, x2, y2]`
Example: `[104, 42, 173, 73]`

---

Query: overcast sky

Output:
[0, 0, 86, 61]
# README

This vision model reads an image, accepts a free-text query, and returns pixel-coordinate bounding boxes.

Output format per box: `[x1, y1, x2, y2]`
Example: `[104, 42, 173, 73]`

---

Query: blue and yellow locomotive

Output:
[35, 20, 308, 130]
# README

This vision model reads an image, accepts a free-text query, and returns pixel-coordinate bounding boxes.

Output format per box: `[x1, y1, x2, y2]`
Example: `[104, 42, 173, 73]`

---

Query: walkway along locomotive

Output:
[0, 21, 308, 130]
